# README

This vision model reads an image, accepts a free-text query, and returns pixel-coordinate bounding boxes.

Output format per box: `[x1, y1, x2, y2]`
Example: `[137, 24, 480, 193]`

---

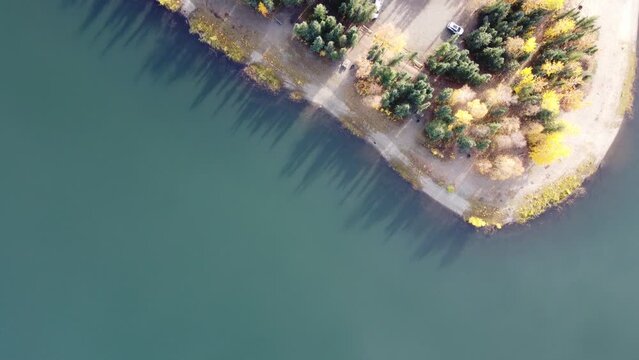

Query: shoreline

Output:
[163, 0, 638, 227]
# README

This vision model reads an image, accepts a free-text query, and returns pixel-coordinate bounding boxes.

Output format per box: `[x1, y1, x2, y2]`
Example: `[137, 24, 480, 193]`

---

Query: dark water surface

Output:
[1, 1, 638, 359]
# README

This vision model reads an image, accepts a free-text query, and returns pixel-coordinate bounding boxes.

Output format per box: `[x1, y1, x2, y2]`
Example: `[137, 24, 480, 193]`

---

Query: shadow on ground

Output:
[62, 0, 478, 266]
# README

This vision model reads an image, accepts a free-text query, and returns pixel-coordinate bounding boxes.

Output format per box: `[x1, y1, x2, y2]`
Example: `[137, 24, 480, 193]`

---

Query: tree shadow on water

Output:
[280, 110, 476, 266]
[62, 0, 260, 114]
[230, 93, 300, 149]
[61, 0, 161, 53]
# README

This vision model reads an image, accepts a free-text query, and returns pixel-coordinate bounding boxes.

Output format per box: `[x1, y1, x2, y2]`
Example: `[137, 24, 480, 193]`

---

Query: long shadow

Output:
[62, 0, 475, 265]
[66, 0, 260, 112]
[279, 108, 475, 266]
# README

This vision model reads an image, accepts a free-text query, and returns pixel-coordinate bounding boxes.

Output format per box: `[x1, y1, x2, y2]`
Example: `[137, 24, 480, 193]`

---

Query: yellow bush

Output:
[468, 216, 487, 227]
[257, 2, 269, 16]
[541, 90, 561, 114]
[541, 60, 565, 77]
[523, 0, 564, 12]
[529, 131, 571, 165]
[513, 67, 536, 94]
[454, 110, 474, 126]
[544, 18, 576, 39]
[158, 0, 182, 12]
[522, 37, 537, 54]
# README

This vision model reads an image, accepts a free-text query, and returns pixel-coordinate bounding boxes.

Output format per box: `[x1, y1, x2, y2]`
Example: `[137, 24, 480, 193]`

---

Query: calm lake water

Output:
[1, 1, 638, 359]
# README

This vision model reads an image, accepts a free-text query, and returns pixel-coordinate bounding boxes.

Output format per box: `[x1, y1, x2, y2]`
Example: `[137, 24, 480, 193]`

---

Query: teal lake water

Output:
[1, 1, 639, 358]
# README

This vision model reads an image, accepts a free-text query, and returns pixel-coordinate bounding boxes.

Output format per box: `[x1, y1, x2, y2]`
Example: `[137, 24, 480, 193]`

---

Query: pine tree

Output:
[394, 103, 411, 118]
[293, 21, 310, 41]
[310, 36, 325, 53]
[339, 0, 376, 23]
[312, 4, 328, 21]
[457, 135, 476, 151]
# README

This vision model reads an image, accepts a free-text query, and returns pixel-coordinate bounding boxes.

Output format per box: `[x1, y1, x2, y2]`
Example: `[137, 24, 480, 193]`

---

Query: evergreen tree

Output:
[477, 46, 506, 71]
[434, 105, 454, 124]
[425, 120, 448, 141]
[309, 20, 322, 40]
[293, 21, 310, 41]
[466, 24, 494, 52]
[367, 44, 385, 63]
[394, 103, 412, 118]
[457, 135, 476, 151]
[325, 41, 336, 55]
[282, 0, 304, 6]
[338, 0, 376, 23]
[346, 26, 359, 47]
[313, 4, 328, 21]
[437, 88, 453, 104]
[310, 36, 325, 53]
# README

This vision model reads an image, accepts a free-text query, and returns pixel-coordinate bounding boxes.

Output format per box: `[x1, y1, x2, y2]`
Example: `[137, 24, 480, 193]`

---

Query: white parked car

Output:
[371, 0, 383, 20]
[340, 58, 352, 72]
[446, 22, 464, 35]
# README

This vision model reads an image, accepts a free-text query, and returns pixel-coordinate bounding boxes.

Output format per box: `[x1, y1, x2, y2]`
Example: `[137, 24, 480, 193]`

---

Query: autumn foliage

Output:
[528, 131, 571, 165]
[157, 0, 181, 12]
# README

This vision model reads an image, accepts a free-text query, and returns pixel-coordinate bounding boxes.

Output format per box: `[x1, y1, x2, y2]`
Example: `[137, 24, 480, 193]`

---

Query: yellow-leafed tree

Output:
[454, 110, 474, 126]
[541, 61, 565, 77]
[529, 132, 571, 165]
[523, 0, 564, 12]
[544, 18, 576, 39]
[466, 99, 488, 119]
[541, 90, 561, 114]
[522, 37, 537, 54]
[468, 216, 487, 227]
[257, 2, 269, 16]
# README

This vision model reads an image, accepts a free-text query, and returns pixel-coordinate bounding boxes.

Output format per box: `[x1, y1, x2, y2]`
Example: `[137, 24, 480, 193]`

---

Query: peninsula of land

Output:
[158, 0, 638, 227]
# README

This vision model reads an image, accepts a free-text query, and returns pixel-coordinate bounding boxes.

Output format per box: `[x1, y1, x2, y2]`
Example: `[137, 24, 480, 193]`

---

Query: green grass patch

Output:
[188, 10, 250, 63]
[244, 63, 283, 92]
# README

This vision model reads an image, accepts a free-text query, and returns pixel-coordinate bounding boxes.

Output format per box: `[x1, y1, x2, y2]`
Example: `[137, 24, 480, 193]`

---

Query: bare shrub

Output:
[489, 155, 525, 180]
[355, 58, 372, 79]
[484, 84, 515, 106]
[511, 131, 527, 148]
[500, 116, 521, 134]
[450, 85, 477, 106]
[471, 124, 491, 137]
[505, 37, 525, 58]
[522, 122, 545, 135]
[474, 158, 493, 175]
